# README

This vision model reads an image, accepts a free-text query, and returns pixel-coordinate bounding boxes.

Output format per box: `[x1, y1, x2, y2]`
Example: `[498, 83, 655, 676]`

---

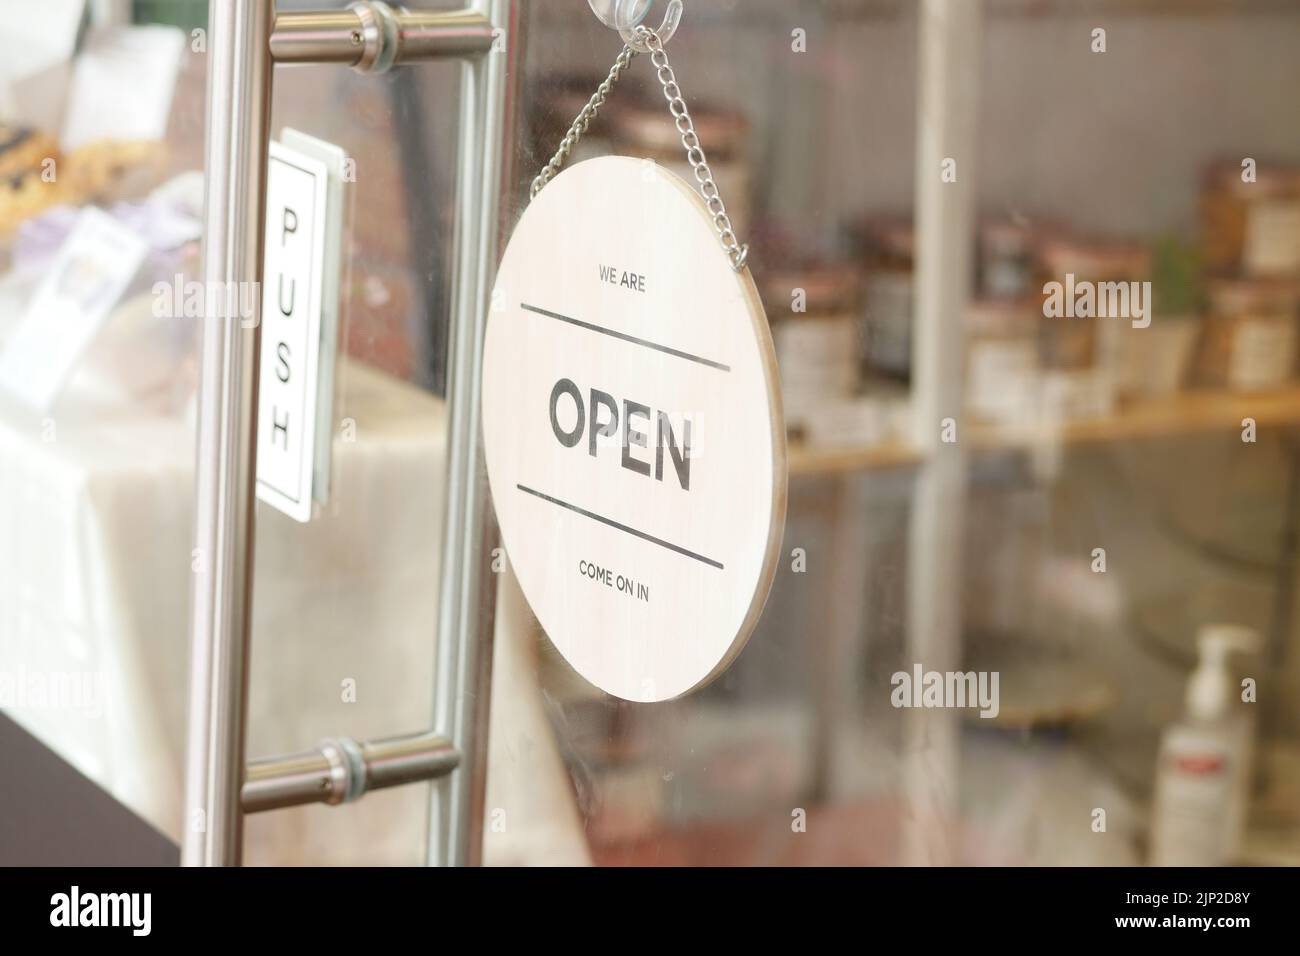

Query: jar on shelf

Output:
[1036, 235, 1150, 416]
[856, 218, 914, 382]
[965, 297, 1039, 424]
[979, 218, 1036, 300]
[612, 99, 752, 239]
[1198, 278, 1300, 392]
[761, 264, 862, 443]
[1202, 161, 1300, 278]
[1122, 235, 1204, 399]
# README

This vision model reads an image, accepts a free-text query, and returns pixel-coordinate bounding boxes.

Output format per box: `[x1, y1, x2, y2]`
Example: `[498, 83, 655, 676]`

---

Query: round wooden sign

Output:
[482, 156, 786, 702]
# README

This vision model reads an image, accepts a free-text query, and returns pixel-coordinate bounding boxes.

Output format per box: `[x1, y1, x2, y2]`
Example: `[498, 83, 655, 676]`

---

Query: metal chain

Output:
[530, 43, 637, 200]
[640, 27, 748, 271]
[529, 26, 750, 272]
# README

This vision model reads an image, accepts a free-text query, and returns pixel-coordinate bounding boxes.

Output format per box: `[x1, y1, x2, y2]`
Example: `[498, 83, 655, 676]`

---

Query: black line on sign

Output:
[520, 303, 731, 372]
[516, 483, 724, 570]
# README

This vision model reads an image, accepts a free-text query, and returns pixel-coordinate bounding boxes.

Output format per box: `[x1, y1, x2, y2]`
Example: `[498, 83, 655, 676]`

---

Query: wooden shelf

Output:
[789, 436, 923, 477]
[972, 386, 1300, 452]
[789, 386, 1300, 477]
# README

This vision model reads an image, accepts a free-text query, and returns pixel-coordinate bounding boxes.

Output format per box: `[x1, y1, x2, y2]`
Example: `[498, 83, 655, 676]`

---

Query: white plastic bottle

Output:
[1149, 625, 1259, 867]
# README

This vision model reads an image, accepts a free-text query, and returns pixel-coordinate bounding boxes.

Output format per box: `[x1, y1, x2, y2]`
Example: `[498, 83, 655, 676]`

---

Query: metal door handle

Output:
[242, 731, 459, 813]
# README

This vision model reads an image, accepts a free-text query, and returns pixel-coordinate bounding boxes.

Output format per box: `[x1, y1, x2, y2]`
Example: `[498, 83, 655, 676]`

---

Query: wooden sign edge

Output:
[638, 161, 789, 700]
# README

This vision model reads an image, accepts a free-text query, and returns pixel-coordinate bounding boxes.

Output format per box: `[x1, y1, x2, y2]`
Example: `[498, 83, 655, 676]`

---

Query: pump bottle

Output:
[1149, 624, 1259, 866]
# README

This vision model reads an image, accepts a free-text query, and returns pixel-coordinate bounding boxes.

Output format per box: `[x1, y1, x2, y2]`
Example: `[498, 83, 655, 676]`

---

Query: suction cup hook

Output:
[588, 0, 682, 53]
[587, 0, 651, 30]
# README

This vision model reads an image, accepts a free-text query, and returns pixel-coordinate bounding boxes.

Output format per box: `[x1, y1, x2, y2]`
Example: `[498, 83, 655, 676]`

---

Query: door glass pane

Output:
[242, 24, 464, 865]
[0, 0, 207, 862]
[4, 0, 1299, 869]
[482, 0, 1300, 868]
[486, 0, 925, 866]
[960, 2, 1300, 867]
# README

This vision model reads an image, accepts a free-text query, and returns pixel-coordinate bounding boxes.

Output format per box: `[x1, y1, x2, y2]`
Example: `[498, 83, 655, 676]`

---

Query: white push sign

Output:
[482, 157, 787, 702]
[256, 134, 344, 522]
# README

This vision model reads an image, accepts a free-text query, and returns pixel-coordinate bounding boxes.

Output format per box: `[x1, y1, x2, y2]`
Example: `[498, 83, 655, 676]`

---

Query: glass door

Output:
[0, 0, 207, 864]
[3, 0, 1299, 869]
[479, 0, 1300, 867]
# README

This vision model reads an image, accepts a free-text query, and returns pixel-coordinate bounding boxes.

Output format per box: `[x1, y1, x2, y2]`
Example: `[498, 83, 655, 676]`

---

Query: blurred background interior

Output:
[2, 0, 1300, 865]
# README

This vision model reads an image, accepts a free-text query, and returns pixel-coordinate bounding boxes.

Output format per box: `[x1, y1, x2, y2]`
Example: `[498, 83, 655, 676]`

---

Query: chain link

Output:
[530, 44, 637, 200]
[640, 28, 748, 271]
[529, 27, 750, 272]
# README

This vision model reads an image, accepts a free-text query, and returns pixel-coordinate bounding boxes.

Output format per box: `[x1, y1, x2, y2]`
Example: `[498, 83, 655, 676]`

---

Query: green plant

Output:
[1151, 234, 1204, 318]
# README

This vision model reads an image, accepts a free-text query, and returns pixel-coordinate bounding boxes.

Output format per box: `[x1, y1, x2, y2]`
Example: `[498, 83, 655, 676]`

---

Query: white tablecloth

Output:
[0, 358, 448, 864]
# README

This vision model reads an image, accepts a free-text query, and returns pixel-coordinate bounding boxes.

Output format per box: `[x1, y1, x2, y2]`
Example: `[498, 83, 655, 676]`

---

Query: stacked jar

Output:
[762, 265, 864, 445]
[965, 298, 1039, 425]
[855, 218, 915, 383]
[1036, 235, 1151, 416]
[966, 219, 1040, 424]
[612, 99, 752, 240]
[979, 219, 1036, 300]
[1200, 279, 1300, 392]
[1198, 161, 1300, 391]
[1202, 161, 1300, 279]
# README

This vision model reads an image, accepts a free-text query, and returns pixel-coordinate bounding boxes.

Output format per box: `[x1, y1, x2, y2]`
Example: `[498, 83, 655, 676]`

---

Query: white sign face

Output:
[482, 156, 786, 702]
[280, 128, 347, 508]
[0, 206, 147, 410]
[256, 141, 330, 523]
